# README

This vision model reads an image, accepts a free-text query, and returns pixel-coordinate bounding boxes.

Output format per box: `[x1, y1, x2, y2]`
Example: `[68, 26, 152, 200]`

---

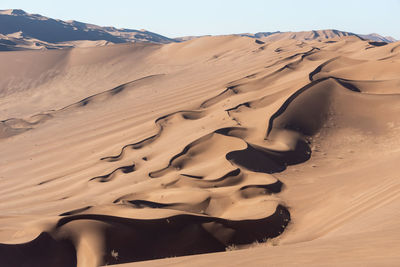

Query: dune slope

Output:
[0, 35, 400, 266]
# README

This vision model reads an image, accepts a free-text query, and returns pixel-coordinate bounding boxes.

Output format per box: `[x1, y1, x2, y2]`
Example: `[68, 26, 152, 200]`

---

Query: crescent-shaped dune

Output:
[0, 35, 400, 266]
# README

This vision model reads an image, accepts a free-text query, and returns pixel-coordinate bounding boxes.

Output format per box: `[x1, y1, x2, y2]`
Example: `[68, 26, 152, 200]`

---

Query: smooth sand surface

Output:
[0, 34, 399, 266]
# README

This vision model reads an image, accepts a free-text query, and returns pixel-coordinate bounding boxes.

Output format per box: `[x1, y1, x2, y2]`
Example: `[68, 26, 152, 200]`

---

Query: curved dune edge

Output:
[0, 206, 290, 266]
[0, 74, 165, 140]
[0, 69, 351, 265]
[0, 36, 400, 266]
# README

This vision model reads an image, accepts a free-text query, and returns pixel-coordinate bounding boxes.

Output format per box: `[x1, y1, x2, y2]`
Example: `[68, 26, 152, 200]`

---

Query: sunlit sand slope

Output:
[0, 35, 399, 266]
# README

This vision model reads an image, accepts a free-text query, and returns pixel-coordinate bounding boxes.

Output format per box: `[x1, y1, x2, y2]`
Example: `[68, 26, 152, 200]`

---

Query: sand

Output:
[0, 33, 399, 266]
[0, 9, 175, 51]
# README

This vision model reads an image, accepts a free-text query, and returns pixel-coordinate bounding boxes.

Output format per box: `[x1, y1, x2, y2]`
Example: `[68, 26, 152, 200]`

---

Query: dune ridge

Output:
[1, 10, 396, 52]
[0, 35, 400, 266]
[0, 74, 164, 139]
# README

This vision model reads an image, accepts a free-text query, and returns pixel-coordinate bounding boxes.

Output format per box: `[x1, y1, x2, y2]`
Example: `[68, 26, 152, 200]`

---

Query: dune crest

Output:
[0, 35, 400, 266]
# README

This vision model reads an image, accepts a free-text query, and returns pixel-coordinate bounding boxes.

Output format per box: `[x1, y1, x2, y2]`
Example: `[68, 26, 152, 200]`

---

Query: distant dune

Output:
[0, 25, 400, 267]
[241, 29, 397, 43]
[0, 9, 396, 51]
[0, 9, 176, 50]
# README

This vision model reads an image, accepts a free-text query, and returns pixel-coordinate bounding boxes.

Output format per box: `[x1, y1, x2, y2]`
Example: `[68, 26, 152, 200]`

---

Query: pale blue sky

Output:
[1, 0, 400, 39]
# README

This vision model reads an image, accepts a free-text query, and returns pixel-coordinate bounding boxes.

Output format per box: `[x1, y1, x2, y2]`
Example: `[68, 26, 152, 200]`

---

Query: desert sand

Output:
[0, 9, 176, 51]
[0, 33, 400, 266]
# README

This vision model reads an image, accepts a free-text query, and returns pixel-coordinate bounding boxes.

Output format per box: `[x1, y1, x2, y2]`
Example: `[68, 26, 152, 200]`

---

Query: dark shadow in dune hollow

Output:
[0, 232, 77, 267]
[0, 206, 290, 266]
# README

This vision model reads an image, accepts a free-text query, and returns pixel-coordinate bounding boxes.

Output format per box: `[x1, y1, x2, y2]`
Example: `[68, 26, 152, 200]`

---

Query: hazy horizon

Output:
[1, 0, 400, 39]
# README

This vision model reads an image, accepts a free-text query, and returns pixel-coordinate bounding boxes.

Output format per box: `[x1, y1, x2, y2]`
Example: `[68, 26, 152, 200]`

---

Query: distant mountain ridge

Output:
[358, 33, 397, 43]
[0, 9, 176, 51]
[239, 30, 397, 43]
[0, 9, 397, 51]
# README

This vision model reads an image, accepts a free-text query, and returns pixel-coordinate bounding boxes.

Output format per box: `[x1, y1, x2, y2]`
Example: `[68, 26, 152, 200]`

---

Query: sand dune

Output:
[0, 9, 175, 51]
[1, 10, 396, 52]
[241, 29, 397, 43]
[0, 34, 400, 266]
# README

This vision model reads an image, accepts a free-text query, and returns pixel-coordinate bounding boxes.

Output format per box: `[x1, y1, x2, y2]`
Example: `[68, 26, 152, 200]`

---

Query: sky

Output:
[1, 0, 400, 39]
